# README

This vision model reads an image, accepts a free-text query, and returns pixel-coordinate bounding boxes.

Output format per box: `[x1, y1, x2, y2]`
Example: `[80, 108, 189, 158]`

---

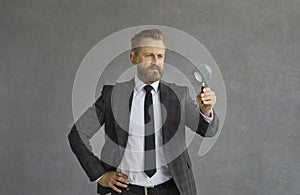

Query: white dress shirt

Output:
[97, 76, 213, 186]
[116, 77, 172, 187]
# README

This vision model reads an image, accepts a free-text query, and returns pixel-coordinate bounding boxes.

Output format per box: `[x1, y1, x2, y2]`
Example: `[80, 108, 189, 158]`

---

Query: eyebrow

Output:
[142, 50, 165, 54]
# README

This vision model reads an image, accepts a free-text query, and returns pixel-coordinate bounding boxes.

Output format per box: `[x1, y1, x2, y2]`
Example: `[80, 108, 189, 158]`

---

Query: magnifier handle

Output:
[201, 85, 205, 93]
[201, 82, 206, 104]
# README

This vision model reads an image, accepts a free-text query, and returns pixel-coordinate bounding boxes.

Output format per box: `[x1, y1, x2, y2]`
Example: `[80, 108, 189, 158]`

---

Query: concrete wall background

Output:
[1, 0, 299, 194]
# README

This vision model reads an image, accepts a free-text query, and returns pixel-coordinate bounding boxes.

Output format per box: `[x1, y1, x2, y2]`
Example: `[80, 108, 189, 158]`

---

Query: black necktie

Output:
[143, 85, 156, 177]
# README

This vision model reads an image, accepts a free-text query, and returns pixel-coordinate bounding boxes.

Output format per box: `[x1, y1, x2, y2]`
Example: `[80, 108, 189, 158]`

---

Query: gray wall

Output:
[1, 0, 299, 194]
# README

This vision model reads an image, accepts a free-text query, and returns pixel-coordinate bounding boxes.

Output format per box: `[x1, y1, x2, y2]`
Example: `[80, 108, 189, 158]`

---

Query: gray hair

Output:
[131, 29, 166, 55]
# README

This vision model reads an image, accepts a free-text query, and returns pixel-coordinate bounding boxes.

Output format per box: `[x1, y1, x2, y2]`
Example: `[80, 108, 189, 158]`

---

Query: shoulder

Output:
[102, 79, 135, 93]
[99, 79, 135, 103]
[160, 80, 188, 94]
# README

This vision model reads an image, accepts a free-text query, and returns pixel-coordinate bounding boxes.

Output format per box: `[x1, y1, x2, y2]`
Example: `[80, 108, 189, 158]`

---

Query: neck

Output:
[136, 75, 157, 85]
[145, 81, 154, 85]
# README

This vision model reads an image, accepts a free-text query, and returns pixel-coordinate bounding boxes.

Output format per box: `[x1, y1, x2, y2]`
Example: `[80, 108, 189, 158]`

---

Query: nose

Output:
[151, 55, 159, 65]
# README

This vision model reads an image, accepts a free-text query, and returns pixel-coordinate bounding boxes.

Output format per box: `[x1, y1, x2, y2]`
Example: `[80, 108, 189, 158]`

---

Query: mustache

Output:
[148, 64, 161, 70]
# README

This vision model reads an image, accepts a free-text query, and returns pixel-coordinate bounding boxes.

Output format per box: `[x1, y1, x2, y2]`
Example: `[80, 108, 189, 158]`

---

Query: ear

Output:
[130, 52, 137, 65]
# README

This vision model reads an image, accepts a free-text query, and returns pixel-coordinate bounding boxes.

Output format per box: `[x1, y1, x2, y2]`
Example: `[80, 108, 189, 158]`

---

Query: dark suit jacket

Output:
[68, 79, 219, 195]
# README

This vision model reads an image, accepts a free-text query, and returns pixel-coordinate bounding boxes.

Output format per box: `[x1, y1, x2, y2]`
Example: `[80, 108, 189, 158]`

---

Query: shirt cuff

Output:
[96, 174, 104, 183]
[199, 110, 214, 123]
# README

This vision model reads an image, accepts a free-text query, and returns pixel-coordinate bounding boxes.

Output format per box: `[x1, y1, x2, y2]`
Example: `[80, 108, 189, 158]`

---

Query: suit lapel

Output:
[111, 79, 135, 148]
[159, 82, 181, 145]
[111, 79, 181, 149]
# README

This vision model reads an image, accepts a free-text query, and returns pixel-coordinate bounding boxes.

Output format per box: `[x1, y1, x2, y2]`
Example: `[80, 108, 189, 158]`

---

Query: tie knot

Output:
[144, 85, 153, 93]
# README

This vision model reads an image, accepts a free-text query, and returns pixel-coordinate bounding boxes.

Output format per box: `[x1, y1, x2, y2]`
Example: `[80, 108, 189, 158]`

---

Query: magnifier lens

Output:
[194, 71, 203, 82]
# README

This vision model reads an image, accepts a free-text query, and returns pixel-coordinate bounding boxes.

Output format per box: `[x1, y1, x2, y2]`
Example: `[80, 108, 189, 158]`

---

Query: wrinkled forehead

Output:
[138, 38, 166, 49]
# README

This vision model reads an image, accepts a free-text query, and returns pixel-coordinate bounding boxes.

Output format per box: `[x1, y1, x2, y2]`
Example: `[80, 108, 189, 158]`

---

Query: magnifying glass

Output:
[193, 66, 209, 104]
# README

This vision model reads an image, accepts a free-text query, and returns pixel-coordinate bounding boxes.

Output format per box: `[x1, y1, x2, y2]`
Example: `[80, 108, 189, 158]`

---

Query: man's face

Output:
[130, 38, 166, 83]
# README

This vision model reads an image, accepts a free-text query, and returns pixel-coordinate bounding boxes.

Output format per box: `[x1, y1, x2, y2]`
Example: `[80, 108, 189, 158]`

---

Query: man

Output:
[68, 29, 219, 195]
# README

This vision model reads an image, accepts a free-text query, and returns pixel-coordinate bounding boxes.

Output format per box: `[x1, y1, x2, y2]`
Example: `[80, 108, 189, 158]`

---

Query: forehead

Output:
[138, 38, 166, 53]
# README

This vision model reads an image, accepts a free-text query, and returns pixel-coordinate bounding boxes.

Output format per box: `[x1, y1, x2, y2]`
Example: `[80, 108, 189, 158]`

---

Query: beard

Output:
[137, 64, 163, 83]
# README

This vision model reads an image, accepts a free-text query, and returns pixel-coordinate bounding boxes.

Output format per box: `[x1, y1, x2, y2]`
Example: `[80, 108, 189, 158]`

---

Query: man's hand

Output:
[197, 87, 216, 117]
[98, 171, 130, 193]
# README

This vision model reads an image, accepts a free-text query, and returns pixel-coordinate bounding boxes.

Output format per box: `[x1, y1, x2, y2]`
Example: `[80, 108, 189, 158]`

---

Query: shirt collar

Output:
[134, 76, 160, 93]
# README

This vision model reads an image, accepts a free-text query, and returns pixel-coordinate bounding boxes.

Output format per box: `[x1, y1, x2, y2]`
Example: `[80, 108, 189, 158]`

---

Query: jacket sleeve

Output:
[184, 87, 219, 137]
[67, 86, 108, 182]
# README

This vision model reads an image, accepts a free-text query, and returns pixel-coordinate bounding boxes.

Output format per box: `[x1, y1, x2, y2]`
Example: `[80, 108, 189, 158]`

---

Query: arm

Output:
[185, 87, 219, 137]
[68, 86, 130, 194]
[67, 87, 106, 182]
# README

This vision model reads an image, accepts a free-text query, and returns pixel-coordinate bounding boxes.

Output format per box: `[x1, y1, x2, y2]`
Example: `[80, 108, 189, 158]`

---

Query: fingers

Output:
[113, 180, 128, 188]
[111, 172, 129, 192]
[197, 87, 216, 117]
[199, 87, 216, 105]
[99, 171, 130, 193]
[117, 172, 129, 180]
[110, 184, 122, 193]
[105, 178, 122, 193]
[116, 176, 130, 185]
